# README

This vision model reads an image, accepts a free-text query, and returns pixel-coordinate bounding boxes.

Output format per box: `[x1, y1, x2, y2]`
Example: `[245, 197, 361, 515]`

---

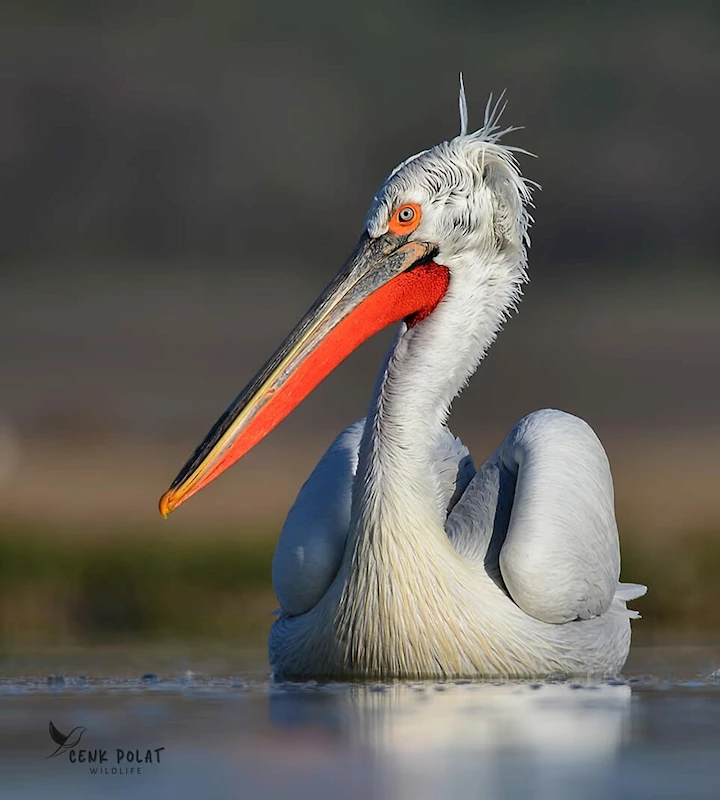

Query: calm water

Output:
[1, 645, 720, 799]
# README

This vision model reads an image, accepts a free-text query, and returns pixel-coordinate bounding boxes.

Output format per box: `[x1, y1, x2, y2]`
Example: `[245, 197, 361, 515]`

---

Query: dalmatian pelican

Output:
[159, 84, 645, 679]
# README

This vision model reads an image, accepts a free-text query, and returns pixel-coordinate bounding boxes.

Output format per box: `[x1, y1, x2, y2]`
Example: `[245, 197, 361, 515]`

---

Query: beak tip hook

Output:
[158, 490, 174, 519]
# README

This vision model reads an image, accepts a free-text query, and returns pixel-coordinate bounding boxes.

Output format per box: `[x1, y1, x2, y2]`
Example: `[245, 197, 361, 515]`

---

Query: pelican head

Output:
[366, 112, 532, 279]
[160, 93, 533, 516]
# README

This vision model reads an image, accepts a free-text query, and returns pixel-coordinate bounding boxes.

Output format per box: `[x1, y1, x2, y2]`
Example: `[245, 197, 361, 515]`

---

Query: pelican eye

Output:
[388, 202, 422, 235]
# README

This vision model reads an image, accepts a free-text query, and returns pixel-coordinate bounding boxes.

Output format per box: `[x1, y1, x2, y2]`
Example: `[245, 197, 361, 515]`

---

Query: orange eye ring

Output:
[388, 203, 422, 235]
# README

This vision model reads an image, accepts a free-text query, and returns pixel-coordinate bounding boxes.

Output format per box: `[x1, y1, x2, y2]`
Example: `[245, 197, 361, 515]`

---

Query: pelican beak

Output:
[159, 232, 448, 516]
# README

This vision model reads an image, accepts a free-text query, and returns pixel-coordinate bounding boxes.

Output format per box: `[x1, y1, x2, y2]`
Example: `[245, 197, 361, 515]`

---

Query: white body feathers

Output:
[271, 411, 644, 679]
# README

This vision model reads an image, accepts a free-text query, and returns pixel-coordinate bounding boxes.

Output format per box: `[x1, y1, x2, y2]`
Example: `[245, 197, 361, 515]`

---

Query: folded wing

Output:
[447, 409, 639, 624]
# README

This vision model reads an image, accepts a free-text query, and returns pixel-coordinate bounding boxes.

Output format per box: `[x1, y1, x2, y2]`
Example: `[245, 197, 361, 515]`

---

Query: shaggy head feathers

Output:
[365, 89, 534, 278]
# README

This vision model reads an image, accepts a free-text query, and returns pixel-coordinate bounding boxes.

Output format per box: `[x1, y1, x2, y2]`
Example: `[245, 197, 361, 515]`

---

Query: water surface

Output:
[1, 645, 719, 799]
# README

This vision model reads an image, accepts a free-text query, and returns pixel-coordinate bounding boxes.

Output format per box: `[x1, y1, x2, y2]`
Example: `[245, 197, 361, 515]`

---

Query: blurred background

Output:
[1, 0, 719, 652]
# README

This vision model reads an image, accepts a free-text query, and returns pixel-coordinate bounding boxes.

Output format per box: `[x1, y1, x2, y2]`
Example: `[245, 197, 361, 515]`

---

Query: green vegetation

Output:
[622, 532, 720, 639]
[0, 525, 277, 649]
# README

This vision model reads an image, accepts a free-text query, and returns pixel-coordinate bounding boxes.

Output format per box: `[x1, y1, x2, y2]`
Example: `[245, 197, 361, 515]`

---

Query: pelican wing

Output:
[432, 426, 477, 515]
[447, 409, 633, 624]
[272, 422, 364, 616]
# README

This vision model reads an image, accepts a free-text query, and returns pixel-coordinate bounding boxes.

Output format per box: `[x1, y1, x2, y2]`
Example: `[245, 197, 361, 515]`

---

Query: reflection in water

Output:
[4, 665, 720, 800]
[269, 682, 631, 798]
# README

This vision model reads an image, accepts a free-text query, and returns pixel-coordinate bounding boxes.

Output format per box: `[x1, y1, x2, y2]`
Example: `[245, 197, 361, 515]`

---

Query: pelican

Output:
[159, 86, 646, 680]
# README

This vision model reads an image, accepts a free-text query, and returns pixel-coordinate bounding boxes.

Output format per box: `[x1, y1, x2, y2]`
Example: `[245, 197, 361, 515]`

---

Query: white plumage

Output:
[270, 92, 645, 679]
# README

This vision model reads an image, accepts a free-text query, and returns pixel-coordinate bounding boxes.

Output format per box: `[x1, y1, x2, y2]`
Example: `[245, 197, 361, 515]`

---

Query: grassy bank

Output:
[0, 523, 719, 650]
[0, 524, 277, 649]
